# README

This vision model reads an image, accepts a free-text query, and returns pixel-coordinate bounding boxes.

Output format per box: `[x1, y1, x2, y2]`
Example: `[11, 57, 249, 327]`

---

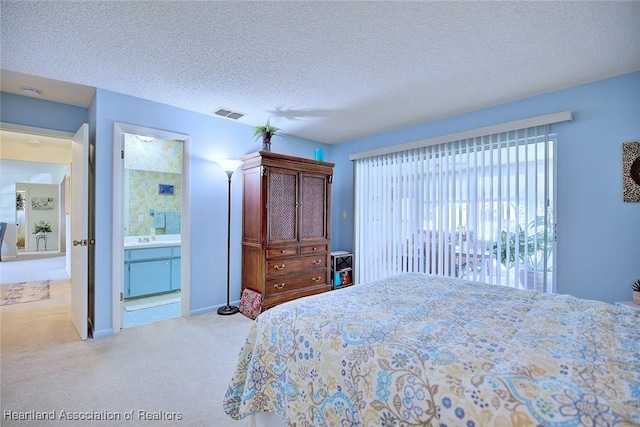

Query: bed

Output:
[223, 273, 640, 426]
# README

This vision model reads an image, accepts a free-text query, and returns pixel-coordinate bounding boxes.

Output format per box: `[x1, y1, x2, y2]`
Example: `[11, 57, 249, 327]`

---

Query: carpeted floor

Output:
[1, 292, 256, 427]
[0, 253, 258, 426]
[0, 253, 69, 284]
[0, 280, 51, 305]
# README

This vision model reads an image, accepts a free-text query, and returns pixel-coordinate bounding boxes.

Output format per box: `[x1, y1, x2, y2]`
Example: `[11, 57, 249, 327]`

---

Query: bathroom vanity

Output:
[124, 239, 181, 298]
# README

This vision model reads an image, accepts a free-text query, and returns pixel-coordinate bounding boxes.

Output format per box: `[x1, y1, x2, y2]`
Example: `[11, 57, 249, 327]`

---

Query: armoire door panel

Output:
[242, 168, 262, 244]
[267, 169, 297, 242]
[300, 174, 327, 240]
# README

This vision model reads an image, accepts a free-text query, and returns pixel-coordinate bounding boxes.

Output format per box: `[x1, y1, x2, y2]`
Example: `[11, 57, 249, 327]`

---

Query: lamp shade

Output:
[216, 158, 243, 174]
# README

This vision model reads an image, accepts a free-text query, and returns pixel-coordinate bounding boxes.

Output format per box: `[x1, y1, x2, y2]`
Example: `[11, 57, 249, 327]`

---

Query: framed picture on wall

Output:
[158, 184, 175, 195]
[31, 197, 54, 210]
[623, 141, 640, 202]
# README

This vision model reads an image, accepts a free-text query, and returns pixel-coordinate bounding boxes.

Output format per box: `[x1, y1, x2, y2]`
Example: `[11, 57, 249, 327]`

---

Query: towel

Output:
[165, 211, 181, 234]
[154, 211, 165, 228]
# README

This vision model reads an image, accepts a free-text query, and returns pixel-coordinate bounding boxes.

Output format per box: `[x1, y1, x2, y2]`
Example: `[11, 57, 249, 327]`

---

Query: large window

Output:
[354, 125, 555, 292]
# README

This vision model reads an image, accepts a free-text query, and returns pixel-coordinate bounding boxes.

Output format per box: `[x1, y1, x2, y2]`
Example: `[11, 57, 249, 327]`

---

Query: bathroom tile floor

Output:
[123, 291, 181, 328]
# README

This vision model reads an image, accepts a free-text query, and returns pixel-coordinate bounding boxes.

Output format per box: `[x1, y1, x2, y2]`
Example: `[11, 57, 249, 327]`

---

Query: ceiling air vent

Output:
[213, 108, 245, 120]
[226, 112, 244, 120]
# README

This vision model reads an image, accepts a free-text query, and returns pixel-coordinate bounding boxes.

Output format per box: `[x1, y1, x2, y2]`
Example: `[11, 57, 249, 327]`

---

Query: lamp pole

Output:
[217, 159, 242, 315]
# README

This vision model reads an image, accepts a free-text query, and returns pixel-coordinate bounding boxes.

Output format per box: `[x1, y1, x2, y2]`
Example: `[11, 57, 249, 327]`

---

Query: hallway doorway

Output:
[1, 124, 90, 340]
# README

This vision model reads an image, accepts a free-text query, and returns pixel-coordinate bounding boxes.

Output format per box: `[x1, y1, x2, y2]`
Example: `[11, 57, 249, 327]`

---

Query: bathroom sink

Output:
[124, 240, 181, 249]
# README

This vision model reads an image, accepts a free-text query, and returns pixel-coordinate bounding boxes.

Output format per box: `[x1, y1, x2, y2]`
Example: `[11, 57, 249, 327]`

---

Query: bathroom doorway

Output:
[122, 134, 183, 328]
[111, 123, 191, 332]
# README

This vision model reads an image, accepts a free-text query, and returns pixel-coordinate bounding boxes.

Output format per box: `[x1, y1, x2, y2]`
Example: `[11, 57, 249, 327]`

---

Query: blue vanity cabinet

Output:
[129, 258, 171, 297]
[171, 246, 181, 291]
[124, 245, 181, 298]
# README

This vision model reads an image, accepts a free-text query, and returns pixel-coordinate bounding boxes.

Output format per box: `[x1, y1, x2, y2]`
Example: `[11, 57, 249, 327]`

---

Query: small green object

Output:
[253, 118, 280, 140]
[33, 220, 52, 234]
[492, 215, 554, 272]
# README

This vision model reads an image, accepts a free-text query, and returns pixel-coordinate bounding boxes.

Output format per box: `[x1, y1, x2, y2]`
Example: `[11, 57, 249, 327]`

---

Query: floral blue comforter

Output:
[223, 273, 640, 426]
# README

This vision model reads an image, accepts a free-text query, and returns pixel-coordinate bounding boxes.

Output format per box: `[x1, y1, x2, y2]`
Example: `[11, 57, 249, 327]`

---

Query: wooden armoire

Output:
[240, 151, 334, 309]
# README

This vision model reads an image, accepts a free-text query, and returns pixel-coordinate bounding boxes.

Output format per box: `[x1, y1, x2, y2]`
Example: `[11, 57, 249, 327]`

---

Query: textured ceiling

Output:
[1, 1, 639, 144]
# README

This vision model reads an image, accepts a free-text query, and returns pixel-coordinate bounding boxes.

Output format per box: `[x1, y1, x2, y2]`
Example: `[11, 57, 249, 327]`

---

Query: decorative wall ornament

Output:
[158, 184, 175, 195]
[623, 141, 640, 202]
[31, 197, 54, 210]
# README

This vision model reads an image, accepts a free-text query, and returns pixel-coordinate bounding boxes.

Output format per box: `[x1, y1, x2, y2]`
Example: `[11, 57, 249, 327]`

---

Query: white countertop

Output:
[124, 240, 181, 249]
[124, 234, 181, 249]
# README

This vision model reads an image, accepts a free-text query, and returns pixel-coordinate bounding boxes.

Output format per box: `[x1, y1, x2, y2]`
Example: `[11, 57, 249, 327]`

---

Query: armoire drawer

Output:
[266, 246, 298, 258]
[267, 255, 327, 275]
[300, 245, 328, 255]
[266, 271, 327, 296]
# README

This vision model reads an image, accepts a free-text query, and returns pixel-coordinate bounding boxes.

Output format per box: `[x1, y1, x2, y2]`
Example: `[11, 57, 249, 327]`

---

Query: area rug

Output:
[0, 280, 51, 306]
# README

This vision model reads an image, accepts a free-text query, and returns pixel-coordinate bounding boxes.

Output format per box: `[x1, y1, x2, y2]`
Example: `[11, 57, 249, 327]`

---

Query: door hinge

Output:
[120, 292, 124, 302]
[121, 150, 124, 159]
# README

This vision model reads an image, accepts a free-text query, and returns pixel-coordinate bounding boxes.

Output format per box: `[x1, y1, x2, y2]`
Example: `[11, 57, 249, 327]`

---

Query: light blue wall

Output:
[1, 89, 331, 337]
[2, 71, 638, 334]
[0, 92, 88, 131]
[331, 72, 640, 304]
[92, 89, 331, 336]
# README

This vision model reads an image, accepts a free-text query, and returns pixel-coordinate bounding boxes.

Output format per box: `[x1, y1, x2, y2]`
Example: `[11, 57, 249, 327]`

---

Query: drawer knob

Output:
[274, 264, 286, 270]
[280, 250, 286, 254]
[312, 247, 317, 251]
[312, 259, 321, 265]
[312, 276, 321, 282]
[273, 283, 286, 289]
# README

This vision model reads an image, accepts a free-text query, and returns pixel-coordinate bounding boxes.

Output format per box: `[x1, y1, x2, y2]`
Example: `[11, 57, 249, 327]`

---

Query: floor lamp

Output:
[216, 158, 243, 315]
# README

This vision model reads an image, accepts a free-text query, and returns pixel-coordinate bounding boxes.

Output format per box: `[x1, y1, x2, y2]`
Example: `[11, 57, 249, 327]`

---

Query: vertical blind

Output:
[353, 124, 555, 292]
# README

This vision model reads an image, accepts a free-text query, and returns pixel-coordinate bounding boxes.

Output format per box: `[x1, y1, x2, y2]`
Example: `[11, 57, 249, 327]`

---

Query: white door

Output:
[71, 124, 89, 340]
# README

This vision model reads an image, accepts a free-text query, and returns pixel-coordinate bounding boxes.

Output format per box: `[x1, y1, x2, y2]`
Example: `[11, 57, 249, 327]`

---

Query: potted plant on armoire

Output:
[253, 119, 280, 152]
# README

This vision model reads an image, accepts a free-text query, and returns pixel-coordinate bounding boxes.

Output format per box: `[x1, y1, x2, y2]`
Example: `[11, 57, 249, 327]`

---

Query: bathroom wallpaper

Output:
[124, 135, 182, 173]
[127, 170, 181, 236]
[124, 135, 182, 236]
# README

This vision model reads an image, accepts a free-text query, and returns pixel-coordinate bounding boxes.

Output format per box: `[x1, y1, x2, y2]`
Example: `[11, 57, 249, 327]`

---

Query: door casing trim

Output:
[112, 122, 191, 333]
